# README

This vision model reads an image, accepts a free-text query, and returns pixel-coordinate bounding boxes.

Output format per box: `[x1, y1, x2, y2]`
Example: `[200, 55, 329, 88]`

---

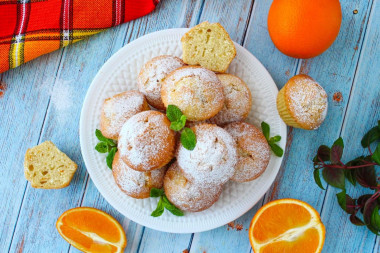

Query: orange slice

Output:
[249, 199, 325, 253]
[56, 207, 127, 253]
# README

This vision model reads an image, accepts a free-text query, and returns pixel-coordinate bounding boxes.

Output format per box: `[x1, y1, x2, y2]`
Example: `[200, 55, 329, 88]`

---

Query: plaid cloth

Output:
[0, 0, 158, 73]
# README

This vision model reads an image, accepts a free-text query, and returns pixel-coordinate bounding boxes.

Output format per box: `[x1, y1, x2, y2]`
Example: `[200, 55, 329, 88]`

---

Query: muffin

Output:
[208, 74, 252, 125]
[277, 74, 328, 130]
[100, 90, 150, 140]
[118, 110, 176, 171]
[112, 152, 167, 199]
[181, 21, 236, 73]
[138, 55, 185, 110]
[161, 66, 225, 121]
[177, 123, 237, 185]
[224, 122, 271, 182]
[164, 162, 222, 212]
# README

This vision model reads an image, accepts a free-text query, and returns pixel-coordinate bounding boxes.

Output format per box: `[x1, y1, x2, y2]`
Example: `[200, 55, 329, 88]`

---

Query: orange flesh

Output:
[261, 228, 320, 253]
[253, 203, 312, 243]
[60, 210, 121, 243]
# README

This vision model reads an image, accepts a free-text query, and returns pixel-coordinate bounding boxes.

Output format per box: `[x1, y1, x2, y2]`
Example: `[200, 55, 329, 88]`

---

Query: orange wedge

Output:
[56, 207, 127, 253]
[249, 199, 325, 253]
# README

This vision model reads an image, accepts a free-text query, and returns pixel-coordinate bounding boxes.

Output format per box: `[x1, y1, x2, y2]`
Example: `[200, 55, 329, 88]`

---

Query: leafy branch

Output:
[313, 120, 380, 234]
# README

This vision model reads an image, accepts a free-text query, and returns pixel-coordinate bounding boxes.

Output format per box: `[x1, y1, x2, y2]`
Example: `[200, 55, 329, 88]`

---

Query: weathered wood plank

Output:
[67, 1, 204, 253]
[320, 1, 380, 251]
[0, 49, 64, 252]
[7, 25, 133, 253]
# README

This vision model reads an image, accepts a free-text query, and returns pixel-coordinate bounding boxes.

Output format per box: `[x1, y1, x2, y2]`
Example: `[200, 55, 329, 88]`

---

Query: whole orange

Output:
[268, 0, 342, 59]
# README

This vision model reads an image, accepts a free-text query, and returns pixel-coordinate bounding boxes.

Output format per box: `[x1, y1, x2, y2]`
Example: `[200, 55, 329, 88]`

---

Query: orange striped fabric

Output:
[0, 0, 158, 73]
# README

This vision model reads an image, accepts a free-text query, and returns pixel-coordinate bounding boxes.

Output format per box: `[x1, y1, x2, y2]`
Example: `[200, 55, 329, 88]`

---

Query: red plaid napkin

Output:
[0, 0, 158, 73]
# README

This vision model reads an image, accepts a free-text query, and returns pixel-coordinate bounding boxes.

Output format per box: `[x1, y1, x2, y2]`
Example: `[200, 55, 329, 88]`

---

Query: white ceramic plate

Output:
[80, 28, 286, 233]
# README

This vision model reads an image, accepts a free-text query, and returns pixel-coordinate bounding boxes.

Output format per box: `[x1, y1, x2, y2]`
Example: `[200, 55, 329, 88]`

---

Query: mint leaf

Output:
[181, 127, 196, 150]
[166, 105, 183, 122]
[313, 169, 325, 190]
[322, 167, 345, 189]
[361, 125, 380, 148]
[364, 198, 380, 235]
[269, 142, 283, 157]
[106, 147, 117, 169]
[261, 121, 270, 140]
[95, 129, 116, 146]
[150, 188, 164, 197]
[95, 142, 108, 153]
[162, 195, 184, 216]
[350, 215, 365, 226]
[372, 143, 380, 165]
[170, 115, 186, 131]
[151, 197, 164, 217]
[371, 206, 380, 230]
[270, 135, 281, 142]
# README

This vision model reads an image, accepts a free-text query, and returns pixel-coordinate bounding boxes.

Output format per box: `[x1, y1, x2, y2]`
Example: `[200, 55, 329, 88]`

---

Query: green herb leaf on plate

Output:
[181, 127, 196, 150]
[95, 129, 116, 146]
[106, 147, 117, 169]
[261, 121, 270, 140]
[151, 197, 165, 217]
[166, 105, 183, 122]
[95, 142, 108, 153]
[150, 188, 164, 198]
[269, 142, 283, 157]
[170, 115, 186, 131]
[162, 195, 184, 216]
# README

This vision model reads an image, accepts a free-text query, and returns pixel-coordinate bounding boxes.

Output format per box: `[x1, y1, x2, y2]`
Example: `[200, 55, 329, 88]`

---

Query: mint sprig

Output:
[166, 105, 196, 150]
[261, 121, 283, 157]
[312, 120, 380, 235]
[150, 188, 184, 217]
[95, 129, 117, 169]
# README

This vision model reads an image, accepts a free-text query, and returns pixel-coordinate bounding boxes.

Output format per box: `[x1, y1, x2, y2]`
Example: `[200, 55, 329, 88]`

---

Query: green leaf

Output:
[261, 122, 270, 140]
[269, 142, 284, 157]
[363, 196, 377, 226]
[350, 215, 365, 226]
[355, 165, 377, 188]
[150, 188, 164, 198]
[330, 137, 344, 164]
[170, 115, 187, 131]
[372, 143, 380, 165]
[270, 135, 281, 142]
[106, 147, 117, 169]
[322, 167, 345, 189]
[313, 145, 331, 162]
[361, 125, 380, 148]
[166, 105, 183, 122]
[336, 190, 355, 215]
[151, 197, 165, 217]
[181, 127, 196, 150]
[344, 170, 356, 186]
[313, 169, 325, 190]
[371, 206, 380, 230]
[95, 142, 108, 153]
[95, 129, 116, 146]
[162, 195, 184, 216]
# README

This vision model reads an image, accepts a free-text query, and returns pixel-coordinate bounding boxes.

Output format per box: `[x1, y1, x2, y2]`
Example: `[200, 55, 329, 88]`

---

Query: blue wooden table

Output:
[1, 0, 380, 252]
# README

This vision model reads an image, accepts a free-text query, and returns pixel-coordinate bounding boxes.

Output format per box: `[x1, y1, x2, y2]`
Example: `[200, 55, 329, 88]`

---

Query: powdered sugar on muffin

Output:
[177, 123, 237, 185]
[161, 66, 225, 121]
[164, 162, 222, 212]
[138, 55, 185, 110]
[224, 122, 270, 182]
[112, 152, 167, 198]
[208, 74, 252, 125]
[118, 111, 175, 171]
[100, 91, 149, 140]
